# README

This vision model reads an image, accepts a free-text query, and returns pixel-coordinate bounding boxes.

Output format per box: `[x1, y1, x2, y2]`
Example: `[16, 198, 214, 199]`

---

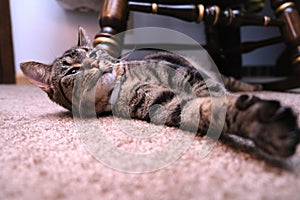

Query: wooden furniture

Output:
[0, 0, 15, 83]
[94, 0, 300, 91]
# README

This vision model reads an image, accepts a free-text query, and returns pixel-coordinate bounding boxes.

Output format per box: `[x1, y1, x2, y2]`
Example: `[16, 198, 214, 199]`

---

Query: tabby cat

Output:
[21, 27, 300, 157]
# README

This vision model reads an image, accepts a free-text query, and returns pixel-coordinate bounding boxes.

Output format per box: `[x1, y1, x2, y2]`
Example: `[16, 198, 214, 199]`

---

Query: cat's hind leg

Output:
[223, 94, 300, 157]
[115, 69, 299, 157]
[187, 94, 300, 157]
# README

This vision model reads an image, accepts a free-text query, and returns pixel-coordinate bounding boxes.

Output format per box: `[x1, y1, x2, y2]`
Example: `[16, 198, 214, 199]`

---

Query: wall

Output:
[10, 0, 99, 72]
[10, 0, 285, 72]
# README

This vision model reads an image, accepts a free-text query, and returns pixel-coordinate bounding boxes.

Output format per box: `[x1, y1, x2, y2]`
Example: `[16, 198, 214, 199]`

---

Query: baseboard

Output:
[16, 71, 31, 85]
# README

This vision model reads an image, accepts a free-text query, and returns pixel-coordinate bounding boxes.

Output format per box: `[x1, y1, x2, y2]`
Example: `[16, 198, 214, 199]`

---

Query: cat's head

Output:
[21, 27, 93, 111]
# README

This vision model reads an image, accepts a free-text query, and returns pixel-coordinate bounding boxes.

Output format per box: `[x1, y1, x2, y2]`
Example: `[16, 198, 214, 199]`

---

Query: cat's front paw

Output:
[236, 95, 300, 157]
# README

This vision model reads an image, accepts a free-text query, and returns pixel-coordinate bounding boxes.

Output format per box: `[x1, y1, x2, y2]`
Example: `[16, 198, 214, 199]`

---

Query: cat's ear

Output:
[20, 61, 52, 93]
[77, 27, 92, 48]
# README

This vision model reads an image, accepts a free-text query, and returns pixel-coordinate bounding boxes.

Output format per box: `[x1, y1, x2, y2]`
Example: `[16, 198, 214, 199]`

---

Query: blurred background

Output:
[8, 0, 300, 86]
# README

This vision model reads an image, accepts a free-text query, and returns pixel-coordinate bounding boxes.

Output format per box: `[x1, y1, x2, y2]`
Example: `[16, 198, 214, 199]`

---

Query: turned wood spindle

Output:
[128, 2, 283, 27]
[94, 0, 129, 57]
[271, 0, 300, 75]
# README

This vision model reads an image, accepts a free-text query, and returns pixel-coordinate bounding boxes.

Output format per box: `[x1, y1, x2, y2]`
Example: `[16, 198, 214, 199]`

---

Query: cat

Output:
[21, 27, 300, 158]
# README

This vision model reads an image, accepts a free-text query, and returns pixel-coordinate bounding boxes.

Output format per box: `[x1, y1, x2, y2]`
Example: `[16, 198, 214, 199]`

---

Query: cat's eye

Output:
[65, 67, 80, 76]
[82, 47, 90, 52]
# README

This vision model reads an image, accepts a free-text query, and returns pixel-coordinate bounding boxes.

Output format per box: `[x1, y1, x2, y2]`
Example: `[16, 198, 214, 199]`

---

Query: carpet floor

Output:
[1, 85, 300, 200]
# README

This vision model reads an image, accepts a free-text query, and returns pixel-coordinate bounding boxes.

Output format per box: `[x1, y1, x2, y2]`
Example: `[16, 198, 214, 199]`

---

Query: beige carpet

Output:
[1, 84, 300, 200]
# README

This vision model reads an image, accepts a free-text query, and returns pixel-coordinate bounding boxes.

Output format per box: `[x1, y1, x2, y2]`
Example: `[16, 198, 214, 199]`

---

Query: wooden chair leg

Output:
[94, 0, 129, 57]
[205, 25, 242, 79]
[271, 0, 300, 75]
[257, 0, 300, 91]
[217, 26, 242, 79]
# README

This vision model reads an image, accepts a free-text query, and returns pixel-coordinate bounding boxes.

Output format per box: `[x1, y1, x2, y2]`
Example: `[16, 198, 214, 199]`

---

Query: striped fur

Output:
[20, 28, 299, 157]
